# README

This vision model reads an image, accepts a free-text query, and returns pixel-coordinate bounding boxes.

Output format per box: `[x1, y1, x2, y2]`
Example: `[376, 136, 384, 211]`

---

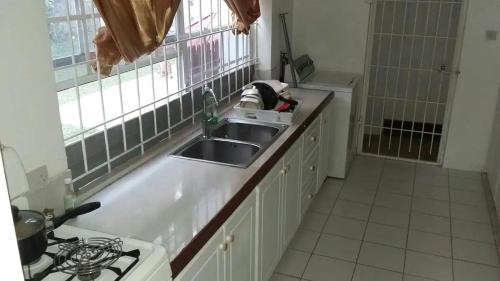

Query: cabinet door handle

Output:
[309, 165, 316, 171]
[226, 235, 235, 243]
[219, 243, 228, 251]
[308, 193, 314, 199]
[280, 168, 286, 175]
[310, 136, 317, 142]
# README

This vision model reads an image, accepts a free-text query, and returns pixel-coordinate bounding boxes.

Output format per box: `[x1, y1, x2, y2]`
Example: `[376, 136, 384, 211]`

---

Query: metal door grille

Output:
[361, 0, 463, 163]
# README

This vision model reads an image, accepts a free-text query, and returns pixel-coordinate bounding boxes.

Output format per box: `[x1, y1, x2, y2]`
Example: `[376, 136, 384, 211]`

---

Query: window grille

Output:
[45, 0, 258, 189]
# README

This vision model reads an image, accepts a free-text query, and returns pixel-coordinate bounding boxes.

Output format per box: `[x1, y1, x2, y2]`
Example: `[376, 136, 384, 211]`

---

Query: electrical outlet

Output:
[26, 165, 49, 190]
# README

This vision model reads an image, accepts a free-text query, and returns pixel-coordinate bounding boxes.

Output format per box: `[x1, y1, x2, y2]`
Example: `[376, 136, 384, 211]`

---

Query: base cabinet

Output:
[257, 138, 302, 281]
[318, 101, 335, 188]
[175, 100, 332, 281]
[257, 164, 283, 281]
[175, 230, 224, 281]
[225, 192, 256, 281]
[176, 192, 257, 281]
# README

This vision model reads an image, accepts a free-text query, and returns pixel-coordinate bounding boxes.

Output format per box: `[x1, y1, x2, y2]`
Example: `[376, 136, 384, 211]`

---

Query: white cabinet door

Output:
[257, 164, 283, 281]
[282, 140, 302, 248]
[319, 101, 334, 188]
[224, 192, 256, 281]
[176, 230, 224, 281]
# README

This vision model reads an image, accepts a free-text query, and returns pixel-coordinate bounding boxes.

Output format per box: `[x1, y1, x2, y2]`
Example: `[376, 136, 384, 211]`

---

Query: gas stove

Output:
[22, 225, 170, 281]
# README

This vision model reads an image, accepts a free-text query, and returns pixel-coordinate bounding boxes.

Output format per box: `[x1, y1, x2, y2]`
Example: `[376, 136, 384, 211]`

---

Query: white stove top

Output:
[22, 225, 171, 281]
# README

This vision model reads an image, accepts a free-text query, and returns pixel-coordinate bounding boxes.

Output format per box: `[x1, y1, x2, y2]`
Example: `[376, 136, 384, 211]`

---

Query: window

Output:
[45, 0, 257, 189]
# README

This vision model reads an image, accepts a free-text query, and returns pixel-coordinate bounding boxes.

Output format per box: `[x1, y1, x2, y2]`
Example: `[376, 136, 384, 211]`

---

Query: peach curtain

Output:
[224, 0, 261, 34]
[91, 0, 181, 76]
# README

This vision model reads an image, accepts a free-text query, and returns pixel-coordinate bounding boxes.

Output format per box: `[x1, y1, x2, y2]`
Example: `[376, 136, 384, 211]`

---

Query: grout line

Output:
[447, 166, 456, 280]
[349, 158, 387, 281]
[298, 177, 346, 279]
[401, 162, 417, 279]
[480, 173, 500, 267]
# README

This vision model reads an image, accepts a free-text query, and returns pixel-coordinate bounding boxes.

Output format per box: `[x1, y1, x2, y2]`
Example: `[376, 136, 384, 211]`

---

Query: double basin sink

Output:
[173, 118, 288, 168]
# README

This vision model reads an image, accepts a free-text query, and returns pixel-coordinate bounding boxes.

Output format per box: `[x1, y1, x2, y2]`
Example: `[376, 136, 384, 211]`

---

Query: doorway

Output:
[359, 0, 465, 163]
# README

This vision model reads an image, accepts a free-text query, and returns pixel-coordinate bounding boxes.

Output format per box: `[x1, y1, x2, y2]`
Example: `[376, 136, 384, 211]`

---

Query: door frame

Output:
[356, 0, 469, 165]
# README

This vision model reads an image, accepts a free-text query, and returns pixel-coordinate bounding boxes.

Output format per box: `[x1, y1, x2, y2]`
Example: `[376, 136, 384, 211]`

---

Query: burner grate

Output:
[54, 237, 123, 281]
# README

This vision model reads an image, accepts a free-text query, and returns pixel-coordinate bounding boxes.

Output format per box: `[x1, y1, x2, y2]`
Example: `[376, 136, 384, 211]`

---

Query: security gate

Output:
[360, 0, 465, 163]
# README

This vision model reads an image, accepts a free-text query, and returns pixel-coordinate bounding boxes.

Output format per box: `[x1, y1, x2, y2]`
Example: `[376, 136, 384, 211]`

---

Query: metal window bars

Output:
[47, 0, 257, 186]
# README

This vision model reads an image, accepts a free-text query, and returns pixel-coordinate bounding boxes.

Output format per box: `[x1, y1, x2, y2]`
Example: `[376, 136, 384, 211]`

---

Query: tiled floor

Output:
[272, 156, 500, 281]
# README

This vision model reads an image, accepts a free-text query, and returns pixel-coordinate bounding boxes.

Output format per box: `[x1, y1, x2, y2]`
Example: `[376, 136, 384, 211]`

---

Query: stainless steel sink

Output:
[172, 119, 288, 168]
[174, 138, 261, 168]
[211, 118, 285, 144]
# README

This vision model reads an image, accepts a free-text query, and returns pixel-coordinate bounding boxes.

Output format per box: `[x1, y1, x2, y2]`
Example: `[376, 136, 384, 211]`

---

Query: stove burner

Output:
[54, 237, 123, 281]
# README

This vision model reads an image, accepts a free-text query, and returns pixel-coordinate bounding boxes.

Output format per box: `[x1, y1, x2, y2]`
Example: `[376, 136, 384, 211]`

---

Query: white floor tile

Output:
[413, 183, 450, 201]
[289, 229, 321, 253]
[451, 219, 495, 244]
[314, 233, 361, 262]
[449, 177, 483, 191]
[364, 222, 407, 248]
[352, 264, 403, 281]
[412, 197, 450, 217]
[275, 249, 310, 277]
[332, 199, 371, 221]
[300, 211, 328, 232]
[370, 206, 410, 228]
[450, 203, 490, 224]
[410, 212, 450, 236]
[374, 192, 412, 211]
[379, 178, 413, 196]
[453, 260, 500, 281]
[452, 238, 500, 267]
[449, 169, 482, 180]
[339, 188, 376, 205]
[450, 189, 486, 206]
[404, 275, 435, 281]
[404, 251, 453, 281]
[302, 255, 355, 281]
[270, 273, 301, 281]
[358, 242, 405, 272]
[344, 175, 379, 190]
[416, 164, 448, 177]
[407, 230, 452, 257]
[309, 195, 335, 214]
[318, 179, 343, 198]
[323, 215, 367, 240]
[415, 174, 448, 187]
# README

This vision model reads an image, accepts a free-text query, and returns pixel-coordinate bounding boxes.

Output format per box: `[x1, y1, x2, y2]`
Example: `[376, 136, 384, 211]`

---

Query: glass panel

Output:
[45, 0, 69, 17]
[58, 87, 82, 139]
[48, 21, 81, 60]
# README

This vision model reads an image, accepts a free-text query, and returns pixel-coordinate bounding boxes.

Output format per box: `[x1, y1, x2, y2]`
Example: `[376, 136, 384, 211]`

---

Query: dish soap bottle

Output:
[63, 177, 78, 210]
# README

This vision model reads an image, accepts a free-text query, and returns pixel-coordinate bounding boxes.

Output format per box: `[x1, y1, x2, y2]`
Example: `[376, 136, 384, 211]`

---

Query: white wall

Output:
[0, 153, 24, 280]
[486, 87, 500, 207]
[443, 0, 500, 171]
[256, 0, 294, 80]
[0, 1, 68, 210]
[291, 0, 370, 74]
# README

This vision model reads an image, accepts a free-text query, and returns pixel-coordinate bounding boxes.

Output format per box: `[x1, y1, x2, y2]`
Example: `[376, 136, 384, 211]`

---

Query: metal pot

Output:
[11, 202, 101, 265]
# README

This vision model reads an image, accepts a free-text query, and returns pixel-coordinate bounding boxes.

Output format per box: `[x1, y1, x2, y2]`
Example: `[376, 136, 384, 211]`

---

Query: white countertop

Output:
[69, 88, 332, 262]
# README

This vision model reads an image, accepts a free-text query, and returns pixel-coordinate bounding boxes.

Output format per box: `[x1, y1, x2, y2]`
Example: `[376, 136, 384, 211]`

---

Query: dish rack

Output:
[231, 99, 302, 125]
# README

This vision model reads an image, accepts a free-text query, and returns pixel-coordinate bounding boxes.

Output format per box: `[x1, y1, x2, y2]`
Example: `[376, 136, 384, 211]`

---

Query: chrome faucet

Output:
[202, 86, 219, 138]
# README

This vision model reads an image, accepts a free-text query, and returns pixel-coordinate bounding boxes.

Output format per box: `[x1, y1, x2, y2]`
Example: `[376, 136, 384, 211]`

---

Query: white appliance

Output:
[285, 55, 360, 178]
[22, 224, 171, 281]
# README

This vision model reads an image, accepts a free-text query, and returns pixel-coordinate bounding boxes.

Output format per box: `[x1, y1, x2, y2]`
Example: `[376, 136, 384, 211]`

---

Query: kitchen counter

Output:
[69, 88, 333, 278]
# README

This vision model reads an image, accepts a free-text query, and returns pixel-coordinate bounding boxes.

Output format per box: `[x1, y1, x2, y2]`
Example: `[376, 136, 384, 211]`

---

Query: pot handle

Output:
[53, 202, 101, 229]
